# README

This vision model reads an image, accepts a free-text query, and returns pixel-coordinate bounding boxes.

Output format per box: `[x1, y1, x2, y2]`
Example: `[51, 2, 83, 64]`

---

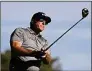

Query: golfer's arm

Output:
[45, 50, 52, 61]
[11, 40, 33, 56]
[42, 50, 52, 64]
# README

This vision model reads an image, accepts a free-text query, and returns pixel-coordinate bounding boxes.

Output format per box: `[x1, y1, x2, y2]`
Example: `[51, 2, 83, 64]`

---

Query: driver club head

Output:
[82, 8, 89, 18]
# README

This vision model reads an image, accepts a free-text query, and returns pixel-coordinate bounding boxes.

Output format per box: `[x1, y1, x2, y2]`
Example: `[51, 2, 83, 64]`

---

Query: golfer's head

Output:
[31, 12, 51, 32]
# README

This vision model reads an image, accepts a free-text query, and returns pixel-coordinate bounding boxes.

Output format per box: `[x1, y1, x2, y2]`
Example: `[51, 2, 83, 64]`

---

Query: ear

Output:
[32, 19, 37, 24]
[31, 20, 34, 24]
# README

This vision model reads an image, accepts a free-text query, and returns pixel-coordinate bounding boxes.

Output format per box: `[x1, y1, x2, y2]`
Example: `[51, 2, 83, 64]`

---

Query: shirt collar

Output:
[27, 27, 41, 37]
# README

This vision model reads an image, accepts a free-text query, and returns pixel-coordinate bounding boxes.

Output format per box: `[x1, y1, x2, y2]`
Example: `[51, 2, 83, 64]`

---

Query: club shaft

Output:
[44, 17, 84, 51]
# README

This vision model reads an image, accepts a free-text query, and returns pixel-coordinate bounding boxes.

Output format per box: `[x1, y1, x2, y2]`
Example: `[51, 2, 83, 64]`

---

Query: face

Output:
[35, 20, 46, 32]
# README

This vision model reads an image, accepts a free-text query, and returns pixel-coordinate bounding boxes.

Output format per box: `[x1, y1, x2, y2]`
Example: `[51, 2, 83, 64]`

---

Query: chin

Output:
[39, 28, 44, 31]
[37, 28, 44, 32]
[39, 29, 43, 32]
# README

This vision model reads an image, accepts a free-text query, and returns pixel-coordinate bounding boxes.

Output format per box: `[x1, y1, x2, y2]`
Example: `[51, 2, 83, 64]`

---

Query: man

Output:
[9, 12, 52, 71]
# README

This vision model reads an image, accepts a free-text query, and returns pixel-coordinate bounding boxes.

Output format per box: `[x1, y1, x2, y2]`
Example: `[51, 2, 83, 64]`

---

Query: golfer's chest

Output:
[22, 33, 46, 50]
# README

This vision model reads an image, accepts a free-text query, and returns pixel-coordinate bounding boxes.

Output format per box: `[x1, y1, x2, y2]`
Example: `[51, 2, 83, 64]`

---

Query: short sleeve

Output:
[10, 28, 24, 43]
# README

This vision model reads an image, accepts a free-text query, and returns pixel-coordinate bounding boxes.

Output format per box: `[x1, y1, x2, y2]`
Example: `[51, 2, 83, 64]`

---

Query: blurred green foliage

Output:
[1, 50, 62, 71]
[1, 50, 11, 71]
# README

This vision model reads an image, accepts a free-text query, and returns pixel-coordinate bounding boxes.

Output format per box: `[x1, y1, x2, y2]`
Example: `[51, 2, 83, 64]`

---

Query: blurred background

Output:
[1, 2, 91, 71]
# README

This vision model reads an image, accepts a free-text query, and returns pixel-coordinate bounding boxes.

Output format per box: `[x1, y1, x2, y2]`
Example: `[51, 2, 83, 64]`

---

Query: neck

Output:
[30, 26, 40, 35]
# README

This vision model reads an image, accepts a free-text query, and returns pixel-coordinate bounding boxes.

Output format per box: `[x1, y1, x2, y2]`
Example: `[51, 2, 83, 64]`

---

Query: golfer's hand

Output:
[32, 50, 46, 59]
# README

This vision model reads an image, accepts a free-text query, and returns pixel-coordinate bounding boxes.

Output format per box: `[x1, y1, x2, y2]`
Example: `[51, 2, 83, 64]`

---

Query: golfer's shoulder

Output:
[13, 27, 26, 33]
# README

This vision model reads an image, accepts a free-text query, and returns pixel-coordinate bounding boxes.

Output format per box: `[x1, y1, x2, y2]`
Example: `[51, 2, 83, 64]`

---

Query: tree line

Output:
[1, 50, 62, 71]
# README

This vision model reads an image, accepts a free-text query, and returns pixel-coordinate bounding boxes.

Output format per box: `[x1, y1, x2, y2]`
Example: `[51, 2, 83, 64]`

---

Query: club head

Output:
[82, 8, 89, 18]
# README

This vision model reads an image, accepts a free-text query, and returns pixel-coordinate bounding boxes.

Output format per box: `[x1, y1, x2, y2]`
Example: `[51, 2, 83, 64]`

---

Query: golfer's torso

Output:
[17, 27, 48, 61]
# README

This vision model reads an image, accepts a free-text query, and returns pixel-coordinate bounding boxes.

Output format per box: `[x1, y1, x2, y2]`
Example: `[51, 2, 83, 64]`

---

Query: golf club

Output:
[44, 8, 89, 51]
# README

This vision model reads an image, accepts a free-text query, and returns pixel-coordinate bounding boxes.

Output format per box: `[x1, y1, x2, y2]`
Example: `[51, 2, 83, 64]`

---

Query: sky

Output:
[1, 2, 91, 70]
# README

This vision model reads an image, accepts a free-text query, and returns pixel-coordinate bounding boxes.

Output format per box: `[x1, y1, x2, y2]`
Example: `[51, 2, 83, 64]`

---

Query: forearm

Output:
[42, 53, 52, 64]
[11, 41, 34, 56]
[12, 46, 33, 56]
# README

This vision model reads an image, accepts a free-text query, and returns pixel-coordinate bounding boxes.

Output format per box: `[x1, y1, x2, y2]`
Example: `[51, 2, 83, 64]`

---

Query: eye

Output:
[42, 21, 46, 25]
[42, 22, 45, 25]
